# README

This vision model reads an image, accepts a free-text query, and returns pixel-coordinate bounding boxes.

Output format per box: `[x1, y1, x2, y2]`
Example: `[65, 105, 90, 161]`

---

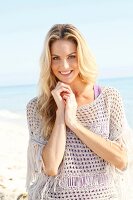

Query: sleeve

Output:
[109, 88, 133, 168]
[26, 97, 48, 190]
[108, 88, 133, 198]
[109, 88, 128, 147]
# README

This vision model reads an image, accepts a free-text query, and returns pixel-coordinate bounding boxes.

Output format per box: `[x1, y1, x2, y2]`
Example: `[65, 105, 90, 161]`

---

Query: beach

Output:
[0, 111, 28, 200]
[0, 112, 133, 200]
[0, 78, 133, 199]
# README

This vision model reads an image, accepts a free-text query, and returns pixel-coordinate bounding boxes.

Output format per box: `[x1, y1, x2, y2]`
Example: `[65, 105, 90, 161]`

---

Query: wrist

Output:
[56, 109, 65, 123]
[68, 119, 79, 132]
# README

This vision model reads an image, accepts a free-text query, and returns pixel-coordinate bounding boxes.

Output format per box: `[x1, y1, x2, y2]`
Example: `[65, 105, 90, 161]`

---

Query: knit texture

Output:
[26, 87, 129, 200]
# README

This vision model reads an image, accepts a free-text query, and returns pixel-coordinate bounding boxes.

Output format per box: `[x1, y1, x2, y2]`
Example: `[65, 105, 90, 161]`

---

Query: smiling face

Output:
[50, 39, 80, 85]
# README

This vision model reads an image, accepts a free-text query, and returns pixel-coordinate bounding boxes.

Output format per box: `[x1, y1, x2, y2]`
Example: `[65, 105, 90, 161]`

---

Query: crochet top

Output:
[26, 86, 130, 200]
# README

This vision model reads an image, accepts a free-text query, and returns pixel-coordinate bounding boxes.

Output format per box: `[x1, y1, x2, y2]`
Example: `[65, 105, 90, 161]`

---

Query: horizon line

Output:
[0, 76, 132, 88]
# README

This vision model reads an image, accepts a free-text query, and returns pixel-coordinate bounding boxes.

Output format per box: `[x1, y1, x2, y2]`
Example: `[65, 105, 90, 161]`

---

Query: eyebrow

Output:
[51, 52, 76, 57]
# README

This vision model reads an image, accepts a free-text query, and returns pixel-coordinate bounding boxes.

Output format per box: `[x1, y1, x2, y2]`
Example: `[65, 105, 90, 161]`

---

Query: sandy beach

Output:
[0, 111, 28, 200]
[0, 110, 133, 200]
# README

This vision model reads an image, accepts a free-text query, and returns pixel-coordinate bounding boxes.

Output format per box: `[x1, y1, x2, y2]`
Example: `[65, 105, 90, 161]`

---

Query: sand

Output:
[0, 111, 28, 200]
[0, 110, 133, 200]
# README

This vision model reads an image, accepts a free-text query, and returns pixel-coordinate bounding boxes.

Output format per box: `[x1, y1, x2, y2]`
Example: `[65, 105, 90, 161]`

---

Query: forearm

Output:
[42, 110, 66, 176]
[70, 121, 127, 170]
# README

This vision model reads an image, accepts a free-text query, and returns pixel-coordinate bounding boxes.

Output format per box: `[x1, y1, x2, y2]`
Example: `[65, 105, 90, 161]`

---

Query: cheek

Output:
[51, 60, 60, 71]
[51, 64, 58, 74]
[69, 59, 78, 67]
[72, 62, 79, 71]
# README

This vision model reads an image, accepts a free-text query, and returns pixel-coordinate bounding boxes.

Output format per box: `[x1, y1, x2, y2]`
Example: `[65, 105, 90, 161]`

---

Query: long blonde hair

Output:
[37, 24, 98, 139]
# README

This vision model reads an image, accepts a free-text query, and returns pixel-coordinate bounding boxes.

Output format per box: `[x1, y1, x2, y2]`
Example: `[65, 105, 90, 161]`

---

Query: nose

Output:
[61, 59, 69, 69]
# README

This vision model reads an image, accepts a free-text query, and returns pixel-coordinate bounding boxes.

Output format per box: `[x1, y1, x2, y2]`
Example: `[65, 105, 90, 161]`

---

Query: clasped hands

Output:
[51, 81, 78, 129]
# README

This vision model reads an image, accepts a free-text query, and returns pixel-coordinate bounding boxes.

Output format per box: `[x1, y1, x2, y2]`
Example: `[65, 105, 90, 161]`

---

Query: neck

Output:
[69, 78, 94, 97]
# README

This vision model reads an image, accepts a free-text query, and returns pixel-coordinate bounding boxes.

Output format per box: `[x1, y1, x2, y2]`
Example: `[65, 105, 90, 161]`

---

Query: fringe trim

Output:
[58, 172, 112, 189]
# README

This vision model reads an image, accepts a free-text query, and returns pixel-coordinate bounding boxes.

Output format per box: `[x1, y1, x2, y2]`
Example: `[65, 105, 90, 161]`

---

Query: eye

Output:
[52, 56, 59, 60]
[68, 55, 76, 59]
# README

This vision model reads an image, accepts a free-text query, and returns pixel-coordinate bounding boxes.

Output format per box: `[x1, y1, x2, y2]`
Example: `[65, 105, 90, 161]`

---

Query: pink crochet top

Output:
[26, 86, 129, 200]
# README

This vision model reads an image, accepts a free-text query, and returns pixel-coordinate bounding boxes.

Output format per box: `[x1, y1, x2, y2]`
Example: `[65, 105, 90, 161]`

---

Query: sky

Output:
[0, 0, 133, 86]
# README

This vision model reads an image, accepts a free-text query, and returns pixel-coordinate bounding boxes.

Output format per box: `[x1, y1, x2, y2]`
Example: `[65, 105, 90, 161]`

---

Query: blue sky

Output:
[0, 0, 133, 86]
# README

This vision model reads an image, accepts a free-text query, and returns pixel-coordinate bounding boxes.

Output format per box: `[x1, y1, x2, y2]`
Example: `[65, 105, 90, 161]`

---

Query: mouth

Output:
[59, 70, 73, 76]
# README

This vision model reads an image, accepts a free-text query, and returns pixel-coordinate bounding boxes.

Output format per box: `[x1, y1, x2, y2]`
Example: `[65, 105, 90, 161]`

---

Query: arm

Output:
[64, 86, 128, 171]
[42, 82, 71, 176]
[69, 122, 127, 171]
[26, 98, 66, 188]
[42, 110, 66, 176]
[26, 98, 48, 189]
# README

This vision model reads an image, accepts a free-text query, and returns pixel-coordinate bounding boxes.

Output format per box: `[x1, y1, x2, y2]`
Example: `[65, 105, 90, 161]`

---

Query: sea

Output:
[0, 77, 133, 199]
[0, 77, 133, 128]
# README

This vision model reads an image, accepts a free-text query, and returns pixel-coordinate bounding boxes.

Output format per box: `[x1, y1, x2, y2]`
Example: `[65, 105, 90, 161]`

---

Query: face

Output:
[50, 39, 80, 84]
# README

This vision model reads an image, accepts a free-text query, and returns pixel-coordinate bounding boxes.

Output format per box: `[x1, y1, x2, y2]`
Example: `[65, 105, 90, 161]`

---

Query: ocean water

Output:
[0, 77, 133, 199]
[0, 84, 37, 114]
[0, 77, 133, 128]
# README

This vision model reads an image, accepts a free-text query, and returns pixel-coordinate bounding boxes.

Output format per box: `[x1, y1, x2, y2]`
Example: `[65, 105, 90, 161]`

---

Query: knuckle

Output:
[51, 90, 55, 95]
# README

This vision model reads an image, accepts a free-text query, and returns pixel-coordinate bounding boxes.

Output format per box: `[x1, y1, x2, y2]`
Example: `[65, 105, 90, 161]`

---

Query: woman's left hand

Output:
[61, 83, 78, 128]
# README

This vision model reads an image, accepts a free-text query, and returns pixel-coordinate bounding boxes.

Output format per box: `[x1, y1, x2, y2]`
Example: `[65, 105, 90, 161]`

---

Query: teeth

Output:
[60, 71, 72, 75]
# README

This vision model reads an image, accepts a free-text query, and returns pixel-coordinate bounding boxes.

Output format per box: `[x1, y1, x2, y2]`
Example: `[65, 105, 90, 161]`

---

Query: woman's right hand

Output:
[51, 81, 71, 111]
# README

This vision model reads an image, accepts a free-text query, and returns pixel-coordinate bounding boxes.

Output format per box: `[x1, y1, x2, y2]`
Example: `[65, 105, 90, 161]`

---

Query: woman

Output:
[26, 24, 130, 199]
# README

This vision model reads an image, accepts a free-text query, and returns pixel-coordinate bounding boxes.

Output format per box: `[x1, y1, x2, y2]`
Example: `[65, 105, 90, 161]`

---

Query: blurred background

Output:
[0, 0, 133, 199]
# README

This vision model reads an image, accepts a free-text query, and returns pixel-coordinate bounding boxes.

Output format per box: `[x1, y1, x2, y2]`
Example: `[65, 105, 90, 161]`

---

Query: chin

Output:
[58, 79, 74, 84]
[57, 76, 78, 84]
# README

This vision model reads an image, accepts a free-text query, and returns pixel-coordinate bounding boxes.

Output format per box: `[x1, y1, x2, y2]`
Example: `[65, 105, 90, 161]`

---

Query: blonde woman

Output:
[26, 24, 130, 199]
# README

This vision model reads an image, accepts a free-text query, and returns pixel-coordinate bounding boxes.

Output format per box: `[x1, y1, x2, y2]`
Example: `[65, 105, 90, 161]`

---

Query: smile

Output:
[59, 70, 73, 75]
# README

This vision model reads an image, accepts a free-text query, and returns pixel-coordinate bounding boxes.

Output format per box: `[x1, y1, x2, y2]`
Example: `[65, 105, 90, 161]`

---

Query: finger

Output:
[57, 82, 72, 92]
[60, 91, 70, 98]
[55, 82, 73, 93]
[51, 88, 70, 102]
[62, 94, 70, 100]
[65, 96, 70, 105]
[52, 86, 70, 93]
[54, 88, 71, 96]
[56, 81, 61, 86]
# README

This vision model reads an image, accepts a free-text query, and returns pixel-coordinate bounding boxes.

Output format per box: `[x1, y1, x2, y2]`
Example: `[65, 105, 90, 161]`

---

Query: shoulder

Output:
[26, 97, 38, 109]
[26, 97, 44, 140]
[101, 86, 122, 100]
[26, 97, 38, 113]
[101, 86, 124, 111]
[26, 97, 41, 120]
[26, 97, 42, 132]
